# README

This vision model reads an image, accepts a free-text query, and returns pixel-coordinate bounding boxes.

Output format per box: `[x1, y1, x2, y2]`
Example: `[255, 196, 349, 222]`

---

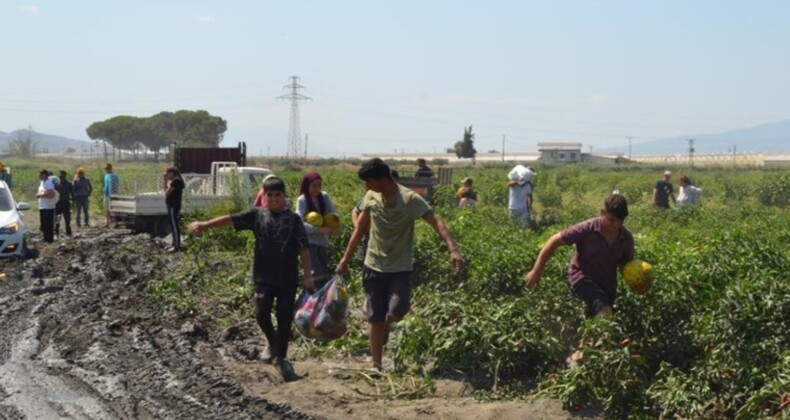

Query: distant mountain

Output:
[0, 129, 93, 153]
[600, 119, 790, 156]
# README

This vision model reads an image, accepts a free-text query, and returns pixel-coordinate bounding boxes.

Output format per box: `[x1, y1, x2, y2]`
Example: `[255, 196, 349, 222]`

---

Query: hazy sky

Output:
[2, 1, 789, 157]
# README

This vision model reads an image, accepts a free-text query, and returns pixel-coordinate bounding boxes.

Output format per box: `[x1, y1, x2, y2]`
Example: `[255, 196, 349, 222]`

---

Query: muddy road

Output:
[0, 228, 310, 419]
[0, 222, 596, 419]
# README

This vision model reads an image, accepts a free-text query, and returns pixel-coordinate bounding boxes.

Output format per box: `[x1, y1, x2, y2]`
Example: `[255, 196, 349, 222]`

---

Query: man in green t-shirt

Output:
[338, 158, 464, 371]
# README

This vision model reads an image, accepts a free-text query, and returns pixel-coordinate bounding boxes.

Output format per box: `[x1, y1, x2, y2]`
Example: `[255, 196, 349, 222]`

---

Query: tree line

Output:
[86, 110, 227, 160]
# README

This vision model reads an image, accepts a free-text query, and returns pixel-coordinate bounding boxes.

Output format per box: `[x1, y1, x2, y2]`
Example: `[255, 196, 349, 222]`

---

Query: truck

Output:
[109, 143, 272, 236]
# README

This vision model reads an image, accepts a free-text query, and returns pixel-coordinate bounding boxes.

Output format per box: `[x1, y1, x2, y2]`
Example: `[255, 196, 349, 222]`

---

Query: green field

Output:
[14, 157, 789, 417]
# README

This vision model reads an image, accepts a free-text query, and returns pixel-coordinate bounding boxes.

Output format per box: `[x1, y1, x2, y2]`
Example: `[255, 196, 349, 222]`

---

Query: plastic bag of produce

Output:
[293, 274, 348, 341]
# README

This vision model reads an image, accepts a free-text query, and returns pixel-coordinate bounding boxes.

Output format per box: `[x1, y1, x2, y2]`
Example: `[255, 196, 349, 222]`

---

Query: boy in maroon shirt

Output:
[524, 194, 645, 318]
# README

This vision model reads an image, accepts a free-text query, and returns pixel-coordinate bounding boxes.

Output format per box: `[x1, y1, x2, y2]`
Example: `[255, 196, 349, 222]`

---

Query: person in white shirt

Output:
[676, 175, 702, 207]
[36, 169, 58, 243]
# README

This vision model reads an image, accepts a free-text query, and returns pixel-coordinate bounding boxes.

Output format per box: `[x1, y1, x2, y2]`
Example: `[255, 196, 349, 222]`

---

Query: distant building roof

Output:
[537, 142, 583, 151]
[360, 152, 540, 163]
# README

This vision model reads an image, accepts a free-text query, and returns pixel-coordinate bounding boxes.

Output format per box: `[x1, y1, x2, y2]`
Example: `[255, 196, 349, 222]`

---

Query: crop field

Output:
[13, 157, 789, 417]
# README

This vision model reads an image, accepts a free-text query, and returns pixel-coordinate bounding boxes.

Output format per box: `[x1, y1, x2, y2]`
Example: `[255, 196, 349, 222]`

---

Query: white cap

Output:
[663, 170, 672, 176]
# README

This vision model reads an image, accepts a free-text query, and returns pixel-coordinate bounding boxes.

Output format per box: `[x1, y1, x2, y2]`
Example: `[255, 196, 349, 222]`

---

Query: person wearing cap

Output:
[653, 170, 675, 209]
[55, 170, 74, 237]
[73, 167, 93, 227]
[103, 164, 119, 227]
[455, 177, 477, 207]
[458, 187, 477, 208]
[524, 193, 639, 318]
[36, 169, 58, 243]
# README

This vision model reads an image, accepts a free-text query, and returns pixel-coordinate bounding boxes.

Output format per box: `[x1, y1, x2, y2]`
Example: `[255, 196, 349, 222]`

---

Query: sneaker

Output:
[261, 346, 274, 364]
[274, 358, 298, 382]
[166, 246, 181, 253]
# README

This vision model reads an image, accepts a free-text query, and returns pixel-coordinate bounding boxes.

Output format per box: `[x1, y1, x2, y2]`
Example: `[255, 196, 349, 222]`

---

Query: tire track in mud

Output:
[0, 232, 315, 419]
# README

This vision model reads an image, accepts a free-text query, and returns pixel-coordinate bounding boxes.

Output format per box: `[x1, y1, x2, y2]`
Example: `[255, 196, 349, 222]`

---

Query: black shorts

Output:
[361, 267, 412, 322]
[572, 278, 616, 318]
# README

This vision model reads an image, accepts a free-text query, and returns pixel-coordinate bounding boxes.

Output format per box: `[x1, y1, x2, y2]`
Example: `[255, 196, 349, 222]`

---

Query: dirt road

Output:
[0, 216, 598, 419]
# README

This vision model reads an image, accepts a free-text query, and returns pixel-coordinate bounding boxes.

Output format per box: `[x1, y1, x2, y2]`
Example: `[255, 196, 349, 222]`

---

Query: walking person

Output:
[164, 167, 185, 252]
[351, 170, 399, 264]
[73, 167, 92, 227]
[187, 176, 312, 381]
[338, 158, 463, 372]
[103, 163, 119, 227]
[36, 169, 58, 243]
[55, 170, 74, 238]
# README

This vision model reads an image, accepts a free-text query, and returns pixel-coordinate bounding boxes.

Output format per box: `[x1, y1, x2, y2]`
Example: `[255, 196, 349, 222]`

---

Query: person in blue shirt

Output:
[103, 163, 119, 227]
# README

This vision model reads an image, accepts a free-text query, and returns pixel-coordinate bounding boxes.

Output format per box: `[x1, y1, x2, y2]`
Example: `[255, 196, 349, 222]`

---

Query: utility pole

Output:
[733, 144, 737, 167]
[277, 76, 312, 163]
[688, 138, 695, 167]
[502, 134, 505, 162]
[304, 133, 308, 160]
[626, 136, 634, 159]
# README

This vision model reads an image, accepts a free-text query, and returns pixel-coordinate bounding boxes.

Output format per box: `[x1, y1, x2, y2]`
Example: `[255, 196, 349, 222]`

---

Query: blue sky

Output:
[1, 1, 789, 157]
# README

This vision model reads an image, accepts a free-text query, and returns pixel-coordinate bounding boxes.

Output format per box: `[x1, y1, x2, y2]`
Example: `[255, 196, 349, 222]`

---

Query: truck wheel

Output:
[154, 217, 172, 238]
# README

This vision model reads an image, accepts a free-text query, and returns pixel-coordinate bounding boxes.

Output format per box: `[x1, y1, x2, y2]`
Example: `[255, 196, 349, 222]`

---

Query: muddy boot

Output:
[274, 358, 298, 382]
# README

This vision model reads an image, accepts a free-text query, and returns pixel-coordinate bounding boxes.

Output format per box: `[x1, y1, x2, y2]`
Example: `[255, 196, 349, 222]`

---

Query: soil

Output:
[0, 212, 601, 419]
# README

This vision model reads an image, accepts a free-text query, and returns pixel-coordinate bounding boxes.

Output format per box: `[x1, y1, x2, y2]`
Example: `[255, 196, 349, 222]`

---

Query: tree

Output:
[87, 110, 228, 161]
[453, 125, 477, 159]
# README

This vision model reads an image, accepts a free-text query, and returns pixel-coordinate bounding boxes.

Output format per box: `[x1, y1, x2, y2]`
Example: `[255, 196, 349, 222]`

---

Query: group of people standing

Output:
[35, 163, 121, 244]
[36, 168, 94, 243]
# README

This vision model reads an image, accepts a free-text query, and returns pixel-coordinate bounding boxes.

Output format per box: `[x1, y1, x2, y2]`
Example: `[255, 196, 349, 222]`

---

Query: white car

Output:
[0, 180, 29, 258]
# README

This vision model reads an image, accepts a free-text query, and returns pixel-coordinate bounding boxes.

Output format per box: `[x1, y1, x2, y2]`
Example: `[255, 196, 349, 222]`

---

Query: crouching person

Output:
[187, 176, 312, 382]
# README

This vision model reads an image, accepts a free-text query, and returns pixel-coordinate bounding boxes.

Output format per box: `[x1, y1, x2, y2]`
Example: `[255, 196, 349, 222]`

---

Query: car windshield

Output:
[0, 188, 13, 211]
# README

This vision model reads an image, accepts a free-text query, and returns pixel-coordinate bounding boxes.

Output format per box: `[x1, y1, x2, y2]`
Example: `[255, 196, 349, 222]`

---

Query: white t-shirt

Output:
[677, 185, 702, 207]
[508, 182, 532, 210]
[37, 179, 58, 210]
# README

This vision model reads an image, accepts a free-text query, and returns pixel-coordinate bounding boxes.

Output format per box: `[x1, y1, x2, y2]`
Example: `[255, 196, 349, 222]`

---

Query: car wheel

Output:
[15, 237, 27, 260]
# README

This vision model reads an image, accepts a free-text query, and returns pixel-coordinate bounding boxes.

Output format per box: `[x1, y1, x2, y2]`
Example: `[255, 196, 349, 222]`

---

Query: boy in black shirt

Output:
[187, 176, 312, 381]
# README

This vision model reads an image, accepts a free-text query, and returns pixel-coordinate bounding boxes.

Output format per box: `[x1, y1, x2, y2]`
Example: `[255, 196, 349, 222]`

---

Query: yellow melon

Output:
[621, 260, 655, 294]
[305, 211, 324, 227]
[323, 212, 341, 229]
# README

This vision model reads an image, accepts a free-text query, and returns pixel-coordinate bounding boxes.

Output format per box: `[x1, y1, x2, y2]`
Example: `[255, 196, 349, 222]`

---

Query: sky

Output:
[1, 1, 789, 158]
